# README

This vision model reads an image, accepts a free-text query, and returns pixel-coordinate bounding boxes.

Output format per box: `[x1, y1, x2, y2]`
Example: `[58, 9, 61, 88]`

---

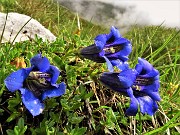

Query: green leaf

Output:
[21, 126, 27, 135]
[0, 84, 5, 97]
[46, 98, 59, 109]
[17, 117, 24, 130]
[6, 129, 15, 135]
[0, 108, 4, 115]
[84, 91, 94, 99]
[60, 99, 71, 111]
[69, 116, 84, 124]
[52, 54, 65, 70]
[78, 84, 94, 100]
[14, 126, 20, 135]
[60, 98, 82, 111]
[70, 127, 87, 135]
[45, 120, 55, 128]
[7, 117, 27, 135]
[8, 91, 21, 111]
[14, 125, 27, 135]
[46, 127, 55, 135]
[45, 120, 55, 135]
[6, 112, 21, 122]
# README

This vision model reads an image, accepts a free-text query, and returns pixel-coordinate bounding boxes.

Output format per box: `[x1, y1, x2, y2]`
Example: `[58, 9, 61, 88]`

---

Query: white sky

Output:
[98, 0, 180, 28]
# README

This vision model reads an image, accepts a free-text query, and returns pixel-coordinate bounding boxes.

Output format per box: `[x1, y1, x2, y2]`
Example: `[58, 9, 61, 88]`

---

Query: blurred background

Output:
[57, 0, 180, 33]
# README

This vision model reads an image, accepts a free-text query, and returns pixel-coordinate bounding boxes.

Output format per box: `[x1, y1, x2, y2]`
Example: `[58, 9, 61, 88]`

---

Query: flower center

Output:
[131, 77, 154, 91]
[24, 71, 52, 97]
[134, 77, 154, 86]
[132, 85, 141, 91]
[103, 45, 123, 54]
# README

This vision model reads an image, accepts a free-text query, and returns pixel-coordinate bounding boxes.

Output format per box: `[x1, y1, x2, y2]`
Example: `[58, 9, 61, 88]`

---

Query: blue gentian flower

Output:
[99, 58, 161, 116]
[4, 54, 66, 116]
[80, 26, 132, 72]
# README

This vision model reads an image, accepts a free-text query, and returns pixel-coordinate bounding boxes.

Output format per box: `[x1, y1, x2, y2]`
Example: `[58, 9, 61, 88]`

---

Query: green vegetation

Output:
[0, 0, 180, 134]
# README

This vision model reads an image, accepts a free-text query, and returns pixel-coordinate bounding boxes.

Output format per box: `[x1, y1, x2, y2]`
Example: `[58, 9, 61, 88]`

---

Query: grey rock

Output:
[0, 12, 56, 43]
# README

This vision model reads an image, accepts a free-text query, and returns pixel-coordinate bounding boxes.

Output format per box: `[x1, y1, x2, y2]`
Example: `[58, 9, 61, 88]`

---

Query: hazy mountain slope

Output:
[57, 0, 150, 33]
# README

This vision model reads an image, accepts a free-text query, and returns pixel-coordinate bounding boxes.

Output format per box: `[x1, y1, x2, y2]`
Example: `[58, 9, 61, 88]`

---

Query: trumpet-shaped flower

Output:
[80, 26, 132, 71]
[4, 54, 66, 116]
[99, 58, 161, 116]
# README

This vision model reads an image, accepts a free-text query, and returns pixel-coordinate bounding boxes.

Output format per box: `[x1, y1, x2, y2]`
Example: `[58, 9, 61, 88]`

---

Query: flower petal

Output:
[95, 40, 106, 51]
[41, 82, 66, 100]
[135, 63, 142, 74]
[106, 26, 121, 42]
[94, 34, 107, 50]
[118, 69, 138, 88]
[105, 37, 129, 48]
[99, 50, 105, 57]
[136, 77, 160, 101]
[144, 91, 161, 101]
[4, 67, 32, 92]
[111, 59, 129, 70]
[20, 88, 45, 116]
[110, 26, 121, 37]
[135, 58, 159, 78]
[80, 44, 105, 63]
[47, 66, 60, 84]
[126, 88, 138, 116]
[103, 56, 114, 72]
[137, 96, 158, 116]
[99, 72, 128, 93]
[140, 79, 160, 92]
[107, 40, 132, 61]
[30, 54, 50, 72]
[80, 44, 100, 55]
